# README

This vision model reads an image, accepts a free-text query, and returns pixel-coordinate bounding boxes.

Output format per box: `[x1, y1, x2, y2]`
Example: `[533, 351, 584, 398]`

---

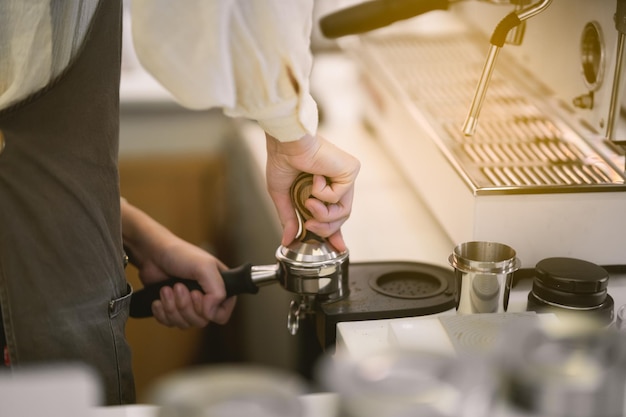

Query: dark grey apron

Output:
[0, 0, 135, 405]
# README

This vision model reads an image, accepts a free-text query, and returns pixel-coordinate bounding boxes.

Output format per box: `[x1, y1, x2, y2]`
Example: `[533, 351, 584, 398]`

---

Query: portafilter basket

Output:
[278, 172, 349, 301]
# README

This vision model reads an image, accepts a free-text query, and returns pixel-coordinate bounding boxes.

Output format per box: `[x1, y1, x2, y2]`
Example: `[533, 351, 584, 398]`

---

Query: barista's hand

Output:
[136, 239, 236, 328]
[121, 199, 236, 328]
[266, 133, 360, 252]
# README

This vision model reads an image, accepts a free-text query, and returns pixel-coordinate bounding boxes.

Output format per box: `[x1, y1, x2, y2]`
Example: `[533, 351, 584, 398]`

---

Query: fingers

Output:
[210, 296, 237, 325]
[266, 132, 359, 251]
[278, 174, 354, 251]
[152, 283, 236, 328]
[151, 284, 207, 328]
[301, 178, 354, 243]
[280, 189, 352, 250]
[304, 193, 351, 224]
[274, 191, 300, 247]
[310, 173, 352, 204]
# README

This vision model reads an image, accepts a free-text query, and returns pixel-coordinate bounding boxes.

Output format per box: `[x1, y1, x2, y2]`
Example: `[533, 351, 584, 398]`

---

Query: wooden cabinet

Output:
[119, 153, 230, 401]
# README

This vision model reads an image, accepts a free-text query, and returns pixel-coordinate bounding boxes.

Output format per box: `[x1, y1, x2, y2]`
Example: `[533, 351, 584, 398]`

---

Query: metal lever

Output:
[606, 0, 626, 147]
[462, 0, 553, 136]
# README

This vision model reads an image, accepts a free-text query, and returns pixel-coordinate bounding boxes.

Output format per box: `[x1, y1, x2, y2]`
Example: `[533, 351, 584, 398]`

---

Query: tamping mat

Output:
[316, 261, 456, 347]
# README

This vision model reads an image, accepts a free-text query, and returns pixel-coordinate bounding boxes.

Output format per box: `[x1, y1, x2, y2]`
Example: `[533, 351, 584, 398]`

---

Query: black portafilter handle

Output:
[319, 0, 449, 39]
[129, 263, 257, 318]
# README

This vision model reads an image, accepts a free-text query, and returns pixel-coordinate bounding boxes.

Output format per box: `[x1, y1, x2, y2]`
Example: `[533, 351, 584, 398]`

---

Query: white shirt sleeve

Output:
[130, 0, 318, 142]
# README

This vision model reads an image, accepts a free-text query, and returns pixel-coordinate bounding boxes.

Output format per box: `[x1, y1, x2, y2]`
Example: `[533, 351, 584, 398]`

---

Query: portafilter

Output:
[129, 173, 350, 335]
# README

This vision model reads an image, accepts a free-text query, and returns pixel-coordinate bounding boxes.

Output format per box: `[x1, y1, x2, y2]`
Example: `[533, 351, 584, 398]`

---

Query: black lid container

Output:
[527, 257, 614, 325]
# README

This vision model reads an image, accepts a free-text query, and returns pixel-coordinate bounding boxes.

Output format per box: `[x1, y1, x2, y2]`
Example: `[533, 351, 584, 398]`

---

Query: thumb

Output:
[271, 191, 299, 247]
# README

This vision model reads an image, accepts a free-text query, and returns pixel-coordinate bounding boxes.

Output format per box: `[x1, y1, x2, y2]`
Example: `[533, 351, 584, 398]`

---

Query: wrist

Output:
[266, 132, 320, 158]
[257, 94, 318, 142]
[120, 199, 174, 266]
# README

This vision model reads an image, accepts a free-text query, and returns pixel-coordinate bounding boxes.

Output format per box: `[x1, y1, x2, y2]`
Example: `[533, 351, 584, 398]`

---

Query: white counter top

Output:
[92, 393, 340, 417]
[92, 405, 158, 417]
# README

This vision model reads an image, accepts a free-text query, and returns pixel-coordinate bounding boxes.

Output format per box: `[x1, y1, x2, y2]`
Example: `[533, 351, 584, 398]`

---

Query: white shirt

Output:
[0, 0, 318, 142]
[0, 1, 97, 111]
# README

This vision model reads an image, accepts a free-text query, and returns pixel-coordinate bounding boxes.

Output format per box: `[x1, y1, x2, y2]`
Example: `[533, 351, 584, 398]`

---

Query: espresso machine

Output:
[320, 0, 626, 268]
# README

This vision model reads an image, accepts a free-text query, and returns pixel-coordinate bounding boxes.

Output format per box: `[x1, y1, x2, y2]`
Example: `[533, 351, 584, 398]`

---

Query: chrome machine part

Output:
[277, 173, 350, 335]
[573, 21, 606, 111]
[449, 241, 520, 314]
[286, 296, 317, 336]
[580, 21, 606, 92]
[505, 1, 530, 45]
[605, 0, 626, 147]
[287, 299, 304, 336]
[248, 264, 281, 287]
[276, 242, 349, 299]
[462, 0, 553, 136]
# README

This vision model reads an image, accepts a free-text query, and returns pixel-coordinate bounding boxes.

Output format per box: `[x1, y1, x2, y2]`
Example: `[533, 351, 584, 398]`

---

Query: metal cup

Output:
[448, 241, 520, 314]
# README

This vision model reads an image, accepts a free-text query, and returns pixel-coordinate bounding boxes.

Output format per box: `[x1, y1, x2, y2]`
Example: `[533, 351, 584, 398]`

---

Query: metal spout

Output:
[605, 0, 626, 153]
[462, 0, 553, 136]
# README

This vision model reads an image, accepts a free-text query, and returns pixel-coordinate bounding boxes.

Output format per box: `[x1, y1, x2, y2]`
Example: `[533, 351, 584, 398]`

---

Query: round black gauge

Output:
[580, 21, 605, 91]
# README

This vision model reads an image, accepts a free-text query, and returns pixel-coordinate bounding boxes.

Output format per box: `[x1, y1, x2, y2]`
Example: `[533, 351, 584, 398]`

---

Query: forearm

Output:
[120, 197, 174, 267]
[131, 0, 317, 142]
[119, 198, 236, 326]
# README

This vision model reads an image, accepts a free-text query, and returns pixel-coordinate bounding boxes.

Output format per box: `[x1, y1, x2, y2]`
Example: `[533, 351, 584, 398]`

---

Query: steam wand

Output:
[462, 0, 553, 136]
[318, 0, 532, 39]
[606, 0, 626, 151]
